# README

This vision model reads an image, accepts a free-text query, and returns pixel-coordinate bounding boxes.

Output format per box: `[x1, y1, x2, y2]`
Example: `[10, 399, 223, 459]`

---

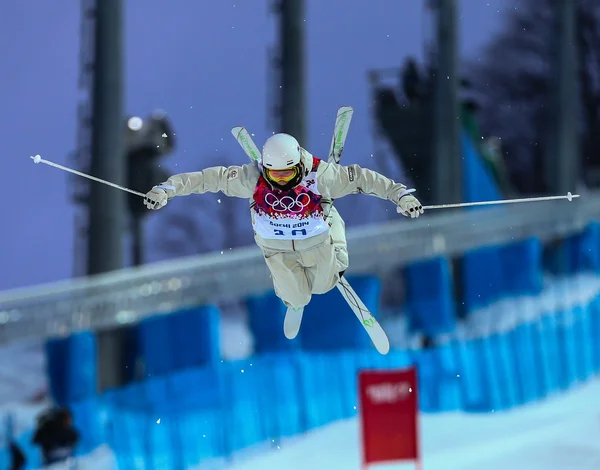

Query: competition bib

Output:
[252, 157, 328, 240]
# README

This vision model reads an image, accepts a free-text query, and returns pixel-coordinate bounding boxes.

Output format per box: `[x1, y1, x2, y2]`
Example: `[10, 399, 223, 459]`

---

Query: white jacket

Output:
[159, 157, 408, 252]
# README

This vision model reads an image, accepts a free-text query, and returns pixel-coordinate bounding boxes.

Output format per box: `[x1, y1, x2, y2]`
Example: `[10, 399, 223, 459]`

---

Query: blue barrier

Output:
[247, 293, 299, 353]
[404, 258, 456, 335]
[38, 288, 600, 469]
[45, 331, 97, 405]
[137, 305, 221, 377]
[502, 239, 543, 297]
[569, 222, 600, 273]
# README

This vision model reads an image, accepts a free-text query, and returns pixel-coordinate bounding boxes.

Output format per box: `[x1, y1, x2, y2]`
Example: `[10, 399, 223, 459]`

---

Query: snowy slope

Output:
[0, 339, 46, 405]
[225, 379, 600, 470]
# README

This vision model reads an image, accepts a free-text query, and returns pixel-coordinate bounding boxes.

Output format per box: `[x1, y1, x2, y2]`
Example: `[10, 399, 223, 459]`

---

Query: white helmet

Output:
[262, 133, 301, 169]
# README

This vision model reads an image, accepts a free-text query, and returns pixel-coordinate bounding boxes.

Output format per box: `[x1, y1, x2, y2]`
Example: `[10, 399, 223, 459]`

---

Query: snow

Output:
[0, 339, 46, 406]
[224, 379, 600, 470]
[35, 445, 116, 470]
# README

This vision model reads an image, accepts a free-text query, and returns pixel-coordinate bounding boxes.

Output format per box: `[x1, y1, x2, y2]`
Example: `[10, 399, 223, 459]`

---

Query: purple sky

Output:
[0, 1, 509, 291]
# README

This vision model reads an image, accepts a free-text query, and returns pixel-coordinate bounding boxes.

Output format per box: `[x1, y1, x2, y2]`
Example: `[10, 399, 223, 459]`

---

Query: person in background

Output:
[32, 407, 79, 467]
[9, 441, 26, 470]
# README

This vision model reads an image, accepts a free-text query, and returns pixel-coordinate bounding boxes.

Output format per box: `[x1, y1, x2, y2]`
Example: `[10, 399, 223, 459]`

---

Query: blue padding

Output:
[45, 338, 68, 404]
[529, 319, 550, 399]
[573, 304, 594, 381]
[463, 246, 504, 310]
[555, 308, 578, 390]
[539, 314, 561, 394]
[300, 275, 381, 351]
[166, 366, 222, 411]
[570, 222, 600, 272]
[45, 331, 97, 405]
[220, 360, 265, 452]
[434, 344, 462, 411]
[138, 306, 221, 377]
[489, 333, 518, 409]
[146, 415, 178, 470]
[414, 347, 462, 412]
[510, 323, 541, 404]
[171, 306, 221, 369]
[247, 292, 299, 352]
[468, 337, 503, 412]
[404, 258, 456, 335]
[138, 315, 174, 377]
[591, 295, 600, 372]
[70, 398, 104, 453]
[453, 340, 485, 410]
[463, 238, 542, 313]
[502, 239, 543, 296]
[414, 349, 437, 412]
[295, 354, 337, 429]
[143, 376, 170, 412]
[258, 354, 305, 438]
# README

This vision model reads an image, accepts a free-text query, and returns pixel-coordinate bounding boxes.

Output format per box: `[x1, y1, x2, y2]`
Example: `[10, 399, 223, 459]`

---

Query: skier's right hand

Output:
[144, 186, 168, 210]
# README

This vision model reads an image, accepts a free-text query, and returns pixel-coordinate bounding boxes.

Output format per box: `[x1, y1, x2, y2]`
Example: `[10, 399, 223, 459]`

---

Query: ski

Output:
[231, 105, 353, 165]
[231, 126, 262, 162]
[324, 108, 388, 353]
[328, 106, 354, 164]
[337, 276, 390, 355]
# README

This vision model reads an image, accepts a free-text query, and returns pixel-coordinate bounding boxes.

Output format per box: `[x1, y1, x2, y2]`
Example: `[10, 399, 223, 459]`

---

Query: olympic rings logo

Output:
[264, 192, 311, 213]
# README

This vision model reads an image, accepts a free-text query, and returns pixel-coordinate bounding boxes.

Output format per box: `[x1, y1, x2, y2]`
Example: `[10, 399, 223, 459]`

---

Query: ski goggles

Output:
[265, 166, 299, 184]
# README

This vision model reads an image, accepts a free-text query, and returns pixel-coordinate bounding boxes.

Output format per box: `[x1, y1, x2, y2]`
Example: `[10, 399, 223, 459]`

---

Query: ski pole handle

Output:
[30, 155, 145, 198]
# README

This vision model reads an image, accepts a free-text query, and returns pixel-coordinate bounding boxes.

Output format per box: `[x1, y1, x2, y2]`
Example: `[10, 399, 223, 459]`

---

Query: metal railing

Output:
[0, 194, 597, 344]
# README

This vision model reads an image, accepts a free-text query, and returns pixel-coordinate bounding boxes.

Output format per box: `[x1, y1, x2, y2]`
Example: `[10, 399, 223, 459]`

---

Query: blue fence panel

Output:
[463, 247, 504, 311]
[138, 306, 221, 378]
[404, 258, 456, 335]
[509, 322, 541, 404]
[573, 304, 594, 381]
[502, 239, 543, 297]
[258, 354, 305, 438]
[138, 315, 175, 378]
[247, 293, 298, 353]
[170, 305, 221, 369]
[45, 331, 97, 405]
[433, 344, 463, 411]
[539, 314, 561, 394]
[555, 308, 578, 390]
[591, 295, 600, 371]
[452, 340, 479, 409]
[220, 360, 265, 453]
[569, 222, 600, 273]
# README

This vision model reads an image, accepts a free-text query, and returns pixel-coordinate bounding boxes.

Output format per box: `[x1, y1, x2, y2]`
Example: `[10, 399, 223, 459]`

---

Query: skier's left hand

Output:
[396, 190, 424, 218]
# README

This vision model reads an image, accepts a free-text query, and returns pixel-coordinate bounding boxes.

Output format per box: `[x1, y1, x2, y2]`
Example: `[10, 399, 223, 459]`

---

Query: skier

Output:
[144, 133, 423, 339]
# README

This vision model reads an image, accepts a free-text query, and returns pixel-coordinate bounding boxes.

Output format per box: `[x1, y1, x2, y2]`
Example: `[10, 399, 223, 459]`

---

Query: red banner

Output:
[358, 367, 421, 469]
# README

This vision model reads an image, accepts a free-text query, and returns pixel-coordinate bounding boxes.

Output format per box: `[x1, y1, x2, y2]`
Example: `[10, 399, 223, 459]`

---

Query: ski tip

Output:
[376, 342, 391, 355]
[231, 126, 244, 138]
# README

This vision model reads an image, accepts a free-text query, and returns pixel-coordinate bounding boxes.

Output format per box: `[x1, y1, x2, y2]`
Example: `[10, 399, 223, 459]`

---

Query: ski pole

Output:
[423, 192, 579, 210]
[30, 155, 145, 198]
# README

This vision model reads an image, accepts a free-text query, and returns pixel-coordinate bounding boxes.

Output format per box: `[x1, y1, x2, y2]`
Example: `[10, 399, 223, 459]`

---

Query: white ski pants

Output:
[257, 206, 349, 308]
